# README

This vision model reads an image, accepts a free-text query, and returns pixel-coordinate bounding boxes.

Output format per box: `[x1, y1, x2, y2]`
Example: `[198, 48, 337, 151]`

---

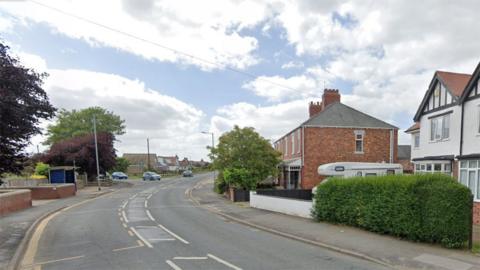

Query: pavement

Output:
[11, 172, 391, 270]
[0, 184, 122, 270]
[189, 177, 480, 270]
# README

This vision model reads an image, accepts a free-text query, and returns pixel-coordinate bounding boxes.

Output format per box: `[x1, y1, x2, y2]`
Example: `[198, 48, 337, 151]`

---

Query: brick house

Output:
[274, 89, 398, 189]
[406, 62, 480, 226]
[123, 153, 158, 174]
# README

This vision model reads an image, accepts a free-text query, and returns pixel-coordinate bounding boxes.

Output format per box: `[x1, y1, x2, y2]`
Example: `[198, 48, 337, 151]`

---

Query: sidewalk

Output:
[0, 185, 119, 269]
[190, 178, 480, 270]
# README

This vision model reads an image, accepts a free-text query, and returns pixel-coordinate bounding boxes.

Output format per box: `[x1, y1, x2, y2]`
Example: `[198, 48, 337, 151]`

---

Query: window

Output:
[297, 129, 301, 154]
[356, 171, 362, 177]
[414, 133, 420, 148]
[291, 133, 295, 154]
[459, 159, 480, 201]
[430, 114, 450, 141]
[387, 169, 395, 175]
[414, 162, 451, 175]
[284, 139, 287, 156]
[354, 130, 364, 153]
[365, 173, 377, 176]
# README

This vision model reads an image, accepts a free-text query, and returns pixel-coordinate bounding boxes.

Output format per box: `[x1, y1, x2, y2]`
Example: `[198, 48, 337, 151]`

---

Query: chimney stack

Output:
[308, 89, 341, 118]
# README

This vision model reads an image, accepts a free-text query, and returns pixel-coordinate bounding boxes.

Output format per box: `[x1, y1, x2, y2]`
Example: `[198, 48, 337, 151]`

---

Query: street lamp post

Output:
[201, 131, 215, 181]
[147, 137, 150, 171]
[92, 115, 101, 191]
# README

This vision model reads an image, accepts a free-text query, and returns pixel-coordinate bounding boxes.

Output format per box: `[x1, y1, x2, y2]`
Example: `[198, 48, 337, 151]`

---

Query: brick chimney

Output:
[309, 101, 322, 118]
[321, 89, 341, 110]
[308, 89, 341, 118]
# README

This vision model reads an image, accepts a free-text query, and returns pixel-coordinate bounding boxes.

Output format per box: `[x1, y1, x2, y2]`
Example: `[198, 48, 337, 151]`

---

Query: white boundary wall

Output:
[249, 191, 313, 219]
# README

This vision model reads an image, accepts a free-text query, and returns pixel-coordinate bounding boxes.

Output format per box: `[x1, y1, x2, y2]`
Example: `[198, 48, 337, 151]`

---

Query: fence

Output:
[255, 189, 313, 200]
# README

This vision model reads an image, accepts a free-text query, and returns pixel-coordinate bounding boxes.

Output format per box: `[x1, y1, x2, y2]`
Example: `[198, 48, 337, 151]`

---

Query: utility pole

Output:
[147, 137, 150, 171]
[93, 115, 101, 191]
[201, 131, 215, 181]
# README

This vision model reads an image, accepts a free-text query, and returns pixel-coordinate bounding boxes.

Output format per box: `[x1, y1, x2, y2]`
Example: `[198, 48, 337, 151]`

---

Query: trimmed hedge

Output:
[312, 174, 472, 248]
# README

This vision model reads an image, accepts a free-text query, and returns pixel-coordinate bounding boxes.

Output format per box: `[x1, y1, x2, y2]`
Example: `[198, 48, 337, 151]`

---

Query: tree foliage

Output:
[0, 43, 56, 177]
[44, 107, 125, 145]
[209, 126, 281, 192]
[35, 162, 50, 177]
[42, 133, 116, 179]
[112, 157, 129, 173]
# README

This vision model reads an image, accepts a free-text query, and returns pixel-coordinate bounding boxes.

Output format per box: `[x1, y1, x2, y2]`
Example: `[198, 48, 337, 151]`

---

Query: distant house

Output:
[397, 145, 413, 173]
[179, 157, 191, 171]
[274, 89, 398, 189]
[123, 153, 158, 174]
[406, 63, 480, 225]
[190, 159, 209, 168]
[157, 155, 179, 172]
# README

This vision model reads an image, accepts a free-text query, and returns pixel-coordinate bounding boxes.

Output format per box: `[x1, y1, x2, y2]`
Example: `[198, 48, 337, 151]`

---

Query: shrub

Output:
[312, 174, 472, 248]
[35, 162, 50, 178]
[223, 167, 256, 190]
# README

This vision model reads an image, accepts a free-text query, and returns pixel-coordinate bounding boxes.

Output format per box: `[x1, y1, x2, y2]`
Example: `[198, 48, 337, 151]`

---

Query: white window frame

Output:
[354, 130, 364, 154]
[430, 114, 450, 141]
[414, 161, 451, 175]
[459, 160, 480, 202]
[297, 129, 301, 154]
[291, 133, 295, 155]
[414, 133, 420, 148]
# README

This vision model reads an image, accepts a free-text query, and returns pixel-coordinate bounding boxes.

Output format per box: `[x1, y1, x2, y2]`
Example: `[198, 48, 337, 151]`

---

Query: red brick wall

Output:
[8, 184, 76, 200]
[277, 128, 302, 161]
[398, 159, 414, 173]
[474, 202, 480, 225]
[0, 190, 32, 216]
[302, 127, 398, 189]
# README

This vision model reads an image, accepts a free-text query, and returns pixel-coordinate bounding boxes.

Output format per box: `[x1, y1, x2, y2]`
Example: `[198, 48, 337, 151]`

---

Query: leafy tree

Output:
[0, 43, 56, 178]
[43, 133, 116, 180]
[112, 157, 129, 173]
[44, 107, 125, 145]
[35, 162, 50, 177]
[209, 126, 281, 192]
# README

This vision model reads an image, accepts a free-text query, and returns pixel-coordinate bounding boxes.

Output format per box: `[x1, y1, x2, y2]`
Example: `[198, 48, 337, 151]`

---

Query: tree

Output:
[35, 162, 50, 177]
[0, 43, 56, 178]
[44, 107, 125, 145]
[209, 126, 281, 193]
[42, 132, 116, 180]
[111, 157, 129, 173]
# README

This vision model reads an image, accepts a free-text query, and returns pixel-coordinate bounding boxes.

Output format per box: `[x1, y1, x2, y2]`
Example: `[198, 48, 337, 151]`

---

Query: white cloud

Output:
[18, 52, 210, 160]
[281, 60, 304, 69]
[0, 0, 272, 70]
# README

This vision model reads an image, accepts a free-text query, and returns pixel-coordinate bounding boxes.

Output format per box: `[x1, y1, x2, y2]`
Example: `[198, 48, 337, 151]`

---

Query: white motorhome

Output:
[318, 162, 403, 178]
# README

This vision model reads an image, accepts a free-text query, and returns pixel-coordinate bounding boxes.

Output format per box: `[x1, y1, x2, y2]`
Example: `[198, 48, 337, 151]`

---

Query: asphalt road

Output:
[24, 173, 389, 270]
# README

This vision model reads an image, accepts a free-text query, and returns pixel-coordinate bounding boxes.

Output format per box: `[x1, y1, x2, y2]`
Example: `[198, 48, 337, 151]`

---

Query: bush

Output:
[312, 174, 472, 248]
[223, 168, 256, 190]
[34, 162, 50, 178]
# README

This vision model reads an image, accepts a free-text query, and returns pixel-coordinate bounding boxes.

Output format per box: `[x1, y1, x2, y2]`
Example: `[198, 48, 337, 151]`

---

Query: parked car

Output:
[112, 172, 128, 180]
[143, 171, 161, 181]
[182, 170, 193, 177]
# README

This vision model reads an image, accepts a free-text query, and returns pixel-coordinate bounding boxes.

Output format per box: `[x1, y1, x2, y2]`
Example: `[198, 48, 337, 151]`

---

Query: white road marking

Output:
[173, 256, 208, 260]
[146, 193, 153, 200]
[122, 223, 128, 228]
[35, 255, 85, 266]
[135, 225, 158, 228]
[207, 254, 242, 270]
[158, 224, 190, 244]
[112, 244, 143, 252]
[166, 260, 183, 270]
[128, 230, 134, 236]
[121, 200, 128, 209]
[146, 210, 155, 221]
[130, 227, 153, 248]
[121, 211, 129, 223]
[129, 194, 138, 200]
[144, 200, 148, 208]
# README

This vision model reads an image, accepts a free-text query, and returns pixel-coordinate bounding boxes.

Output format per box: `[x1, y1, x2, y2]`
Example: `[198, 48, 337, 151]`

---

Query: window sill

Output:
[428, 138, 450, 143]
[354, 151, 364, 154]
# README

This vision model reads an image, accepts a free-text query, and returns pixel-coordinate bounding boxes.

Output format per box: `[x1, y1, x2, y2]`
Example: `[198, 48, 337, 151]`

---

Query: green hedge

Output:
[312, 174, 472, 248]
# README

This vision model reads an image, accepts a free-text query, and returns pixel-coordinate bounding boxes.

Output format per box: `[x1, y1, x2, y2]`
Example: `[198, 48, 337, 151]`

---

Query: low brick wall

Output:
[7, 184, 76, 200]
[474, 202, 480, 225]
[250, 191, 313, 218]
[0, 189, 32, 216]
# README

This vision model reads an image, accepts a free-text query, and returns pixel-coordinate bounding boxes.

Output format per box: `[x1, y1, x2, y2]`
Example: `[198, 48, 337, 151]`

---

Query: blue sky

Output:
[1, 1, 479, 160]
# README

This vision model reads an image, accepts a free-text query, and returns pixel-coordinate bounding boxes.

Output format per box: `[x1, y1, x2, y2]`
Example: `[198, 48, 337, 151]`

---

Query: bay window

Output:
[459, 160, 480, 201]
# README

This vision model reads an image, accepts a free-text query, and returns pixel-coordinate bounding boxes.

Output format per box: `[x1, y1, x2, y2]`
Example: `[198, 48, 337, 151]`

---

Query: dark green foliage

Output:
[313, 174, 472, 248]
[112, 157, 129, 173]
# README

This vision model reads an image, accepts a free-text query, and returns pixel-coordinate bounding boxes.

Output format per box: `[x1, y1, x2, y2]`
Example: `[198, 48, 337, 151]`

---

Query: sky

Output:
[1, 0, 480, 161]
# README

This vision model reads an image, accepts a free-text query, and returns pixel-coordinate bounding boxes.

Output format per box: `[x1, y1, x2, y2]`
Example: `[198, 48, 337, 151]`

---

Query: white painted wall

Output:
[462, 98, 480, 155]
[249, 192, 313, 219]
[411, 105, 462, 159]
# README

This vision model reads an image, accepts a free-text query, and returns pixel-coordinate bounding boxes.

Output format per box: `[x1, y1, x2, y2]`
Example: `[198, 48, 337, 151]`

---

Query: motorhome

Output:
[318, 162, 403, 178]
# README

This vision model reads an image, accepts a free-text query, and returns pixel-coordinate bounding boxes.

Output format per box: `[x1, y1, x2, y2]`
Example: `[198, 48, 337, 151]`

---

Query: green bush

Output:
[312, 174, 472, 248]
[223, 167, 256, 190]
[34, 162, 50, 178]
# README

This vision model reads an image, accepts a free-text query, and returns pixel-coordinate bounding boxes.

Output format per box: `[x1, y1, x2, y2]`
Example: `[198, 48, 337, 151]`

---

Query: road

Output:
[21, 173, 389, 270]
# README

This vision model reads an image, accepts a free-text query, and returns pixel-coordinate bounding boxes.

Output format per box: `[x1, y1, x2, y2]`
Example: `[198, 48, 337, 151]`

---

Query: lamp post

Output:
[92, 115, 101, 191]
[201, 131, 215, 181]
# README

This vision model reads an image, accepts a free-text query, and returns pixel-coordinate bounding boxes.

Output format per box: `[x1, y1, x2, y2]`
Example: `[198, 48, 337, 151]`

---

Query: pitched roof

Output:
[157, 156, 178, 166]
[436, 71, 471, 97]
[460, 61, 480, 102]
[301, 102, 397, 129]
[397, 145, 411, 160]
[123, 153, 157, 167]
[405, 122, 420, 133]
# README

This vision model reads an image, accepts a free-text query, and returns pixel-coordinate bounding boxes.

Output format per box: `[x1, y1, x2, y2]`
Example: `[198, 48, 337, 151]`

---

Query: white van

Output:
[317, 162, 403, 178]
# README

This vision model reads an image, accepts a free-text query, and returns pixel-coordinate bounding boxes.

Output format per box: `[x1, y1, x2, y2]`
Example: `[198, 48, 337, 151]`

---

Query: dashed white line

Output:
[146, 210, 155, 221]
[146, 193, 153, 200]
[158, 224, 190, 244]
[148, 238, 175, 241]
[166, 259, 182, 270]
[121, 211, 129, 223]
[121, 200, 128, 209]
[207, 254, 242, 270]
[144, 200, 148, 208]
[130, 227, 153, 248]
